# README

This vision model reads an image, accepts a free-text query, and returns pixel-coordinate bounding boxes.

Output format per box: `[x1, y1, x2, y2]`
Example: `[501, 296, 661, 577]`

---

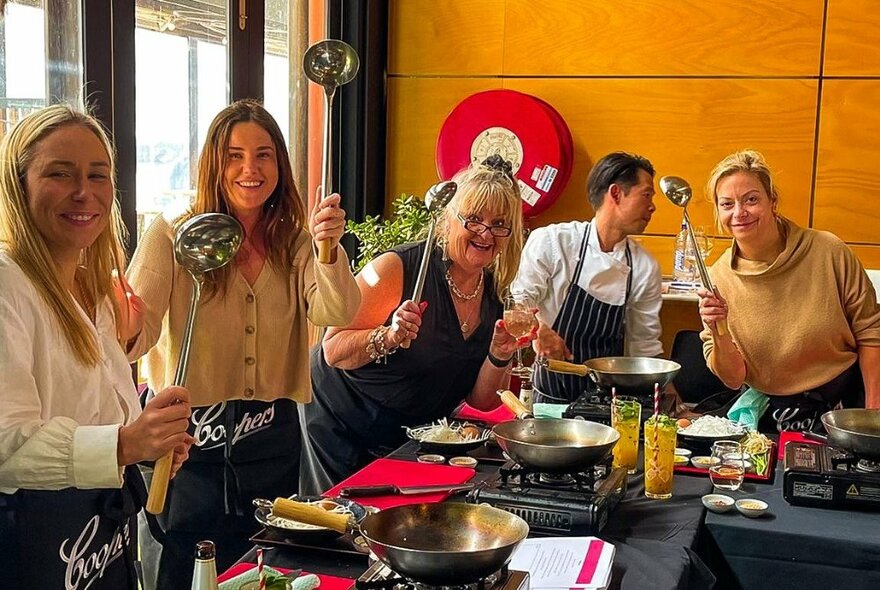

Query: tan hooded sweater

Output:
[701, 218, 880, 395]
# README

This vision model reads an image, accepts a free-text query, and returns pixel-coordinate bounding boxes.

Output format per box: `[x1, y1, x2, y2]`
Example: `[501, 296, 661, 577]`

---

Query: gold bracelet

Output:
[366, 325, 398, 364]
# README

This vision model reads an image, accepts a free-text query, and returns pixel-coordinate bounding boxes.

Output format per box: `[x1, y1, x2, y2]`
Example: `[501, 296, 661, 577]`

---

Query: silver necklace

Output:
[445, 269, 483, 301]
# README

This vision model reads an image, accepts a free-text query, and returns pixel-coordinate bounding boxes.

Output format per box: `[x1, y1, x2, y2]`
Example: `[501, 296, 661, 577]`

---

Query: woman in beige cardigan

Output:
[698, 149, 880, 433]
[125, 100, 359, 586]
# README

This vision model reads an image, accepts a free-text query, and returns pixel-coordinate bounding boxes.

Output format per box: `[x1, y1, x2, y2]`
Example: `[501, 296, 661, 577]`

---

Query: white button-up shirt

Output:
[0, 253, 140, 494]
[512, 220, 664, 357]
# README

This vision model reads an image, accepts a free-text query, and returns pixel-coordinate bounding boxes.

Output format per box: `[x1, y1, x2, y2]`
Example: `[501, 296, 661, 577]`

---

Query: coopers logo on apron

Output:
[59, 516, 130, 590]
[192, 401, 276, 449]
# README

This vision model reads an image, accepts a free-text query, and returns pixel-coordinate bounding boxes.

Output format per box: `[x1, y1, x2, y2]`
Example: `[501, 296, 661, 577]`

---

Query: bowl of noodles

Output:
[253, 495, 368, 541]
[677, 416, 747, 453]
[405, 418, 491, 454]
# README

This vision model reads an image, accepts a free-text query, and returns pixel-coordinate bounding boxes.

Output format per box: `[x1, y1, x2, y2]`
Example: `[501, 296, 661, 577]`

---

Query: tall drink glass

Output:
[644, 415, 677, 499]
[611, 396, 641, 474]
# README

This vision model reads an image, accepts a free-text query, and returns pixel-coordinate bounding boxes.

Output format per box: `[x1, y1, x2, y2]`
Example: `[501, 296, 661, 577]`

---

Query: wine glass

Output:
[503, 291, 537, 377]
[709, 440, 745, 492]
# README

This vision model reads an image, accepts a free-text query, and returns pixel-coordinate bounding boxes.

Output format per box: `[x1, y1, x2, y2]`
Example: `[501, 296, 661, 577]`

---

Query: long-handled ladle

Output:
[145, 213, 244, 515]
[660, 175, 728, 336]
[303, 39, 359, 264]
[399, 181, 457, 349]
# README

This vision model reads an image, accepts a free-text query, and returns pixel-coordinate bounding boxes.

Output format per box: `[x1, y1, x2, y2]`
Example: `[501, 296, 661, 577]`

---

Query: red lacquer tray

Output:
[673, 442, 777, 484]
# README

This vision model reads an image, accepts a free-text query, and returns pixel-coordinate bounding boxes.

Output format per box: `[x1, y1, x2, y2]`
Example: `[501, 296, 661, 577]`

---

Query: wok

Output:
[272, 499, 528, 585]
[820, 409, 880, 460]
[493, 390, 620, 472]
[583, 357, 680, 396]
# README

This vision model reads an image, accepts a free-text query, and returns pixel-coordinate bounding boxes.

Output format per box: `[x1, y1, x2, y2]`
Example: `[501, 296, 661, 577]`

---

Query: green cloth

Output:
[726, 387, 768, 431]
[533, 403, 568, 419]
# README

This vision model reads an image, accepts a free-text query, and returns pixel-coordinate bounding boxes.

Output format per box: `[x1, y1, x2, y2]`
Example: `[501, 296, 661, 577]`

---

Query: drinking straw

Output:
[257, 547, 266, 590]
[611, 386, 617, 406]
[652, 382, 660, 467]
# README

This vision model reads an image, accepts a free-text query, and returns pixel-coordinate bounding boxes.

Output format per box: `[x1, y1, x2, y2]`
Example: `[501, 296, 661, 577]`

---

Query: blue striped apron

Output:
[533, 225, 632, 403]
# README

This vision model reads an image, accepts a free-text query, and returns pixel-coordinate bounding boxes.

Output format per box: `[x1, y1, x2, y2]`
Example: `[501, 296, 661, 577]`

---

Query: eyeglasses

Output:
[456, 213, 513, 237]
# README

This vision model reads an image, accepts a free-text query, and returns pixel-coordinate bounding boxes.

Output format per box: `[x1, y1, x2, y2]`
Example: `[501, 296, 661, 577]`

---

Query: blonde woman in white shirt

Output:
[0, 105, 193, 590]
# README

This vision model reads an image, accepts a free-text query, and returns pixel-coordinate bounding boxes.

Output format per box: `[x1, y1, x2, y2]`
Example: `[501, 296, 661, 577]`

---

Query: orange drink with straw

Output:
[644, 415, 677, 499]
[611, 396, 641, 474]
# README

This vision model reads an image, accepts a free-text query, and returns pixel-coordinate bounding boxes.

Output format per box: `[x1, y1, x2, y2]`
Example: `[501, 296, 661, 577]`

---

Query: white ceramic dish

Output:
[673, 454, 689, 466]
[674, 448, 692, 458]
[702, 494, 735, 513]
[691, 455, 721, 469]
[735, 498, 769, 518]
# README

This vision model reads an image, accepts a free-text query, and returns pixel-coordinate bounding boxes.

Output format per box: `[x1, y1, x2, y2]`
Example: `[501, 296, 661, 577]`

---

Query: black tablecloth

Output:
[704, 463, 880, 590]
[241, 441, 715, 590]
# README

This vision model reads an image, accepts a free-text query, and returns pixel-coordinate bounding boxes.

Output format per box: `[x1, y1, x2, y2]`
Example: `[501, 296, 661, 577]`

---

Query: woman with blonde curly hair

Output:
[698, 149, 880, 432]
[126, 99, 359, 585]
[0, 105, 191, 589]
[300, 156, 528, 494]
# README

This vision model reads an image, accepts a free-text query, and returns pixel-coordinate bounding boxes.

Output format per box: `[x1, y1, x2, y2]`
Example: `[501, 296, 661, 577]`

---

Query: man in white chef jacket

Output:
[512, 152, 663, 403]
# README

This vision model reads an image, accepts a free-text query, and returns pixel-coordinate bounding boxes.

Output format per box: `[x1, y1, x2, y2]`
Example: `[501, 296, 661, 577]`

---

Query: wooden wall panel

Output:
[388, 0, 506, 75]
[849, 245, 880, 271]
[824, 0, 880, 76]
[814, 80, 880, 243]
[505, 79, 817, 235]
[385, 78, 501, 209]
[503, 0, 823, 76]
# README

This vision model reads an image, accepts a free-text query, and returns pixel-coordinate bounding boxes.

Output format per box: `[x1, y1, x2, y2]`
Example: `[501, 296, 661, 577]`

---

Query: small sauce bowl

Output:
[691, 456, 721, 469]
[702, 494, 735, 513]
[735, 498, 769, 518]
[674, 448, 692, 458]
[673, 455, 690, 466]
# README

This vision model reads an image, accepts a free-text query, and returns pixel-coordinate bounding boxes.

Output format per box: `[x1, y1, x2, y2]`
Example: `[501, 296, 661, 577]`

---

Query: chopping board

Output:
[323, 458, 475, 510]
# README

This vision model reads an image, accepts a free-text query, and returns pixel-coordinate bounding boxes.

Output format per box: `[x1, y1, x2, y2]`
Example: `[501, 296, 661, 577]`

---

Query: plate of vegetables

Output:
[405, 418, 491, 453]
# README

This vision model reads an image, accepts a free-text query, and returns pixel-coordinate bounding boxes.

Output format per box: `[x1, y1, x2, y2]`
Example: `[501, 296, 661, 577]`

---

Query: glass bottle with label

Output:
[191, 540, 219, 590]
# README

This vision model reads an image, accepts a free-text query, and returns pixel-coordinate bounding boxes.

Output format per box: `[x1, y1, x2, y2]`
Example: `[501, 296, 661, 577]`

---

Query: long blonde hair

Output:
[186, 99, 305, 299]
[435, 159, 524, 298]
[0, 105, 127, 366]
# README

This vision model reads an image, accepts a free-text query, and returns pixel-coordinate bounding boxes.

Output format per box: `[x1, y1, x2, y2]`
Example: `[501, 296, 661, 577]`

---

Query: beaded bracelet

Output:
[366, 325, 398, 364]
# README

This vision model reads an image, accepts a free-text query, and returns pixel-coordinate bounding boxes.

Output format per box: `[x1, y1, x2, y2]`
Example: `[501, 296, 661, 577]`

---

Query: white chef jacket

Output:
[512, 220, 664, 357]
[0, 253, 140, 494]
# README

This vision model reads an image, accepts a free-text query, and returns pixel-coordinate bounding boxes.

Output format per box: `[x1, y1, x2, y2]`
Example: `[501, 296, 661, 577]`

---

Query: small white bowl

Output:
[673, 454, 690, 466]
[691, 456, 720, 469]
[674, 448, 692, 458]
[735, 498, 769, 518]
[702, 494, 735, 513]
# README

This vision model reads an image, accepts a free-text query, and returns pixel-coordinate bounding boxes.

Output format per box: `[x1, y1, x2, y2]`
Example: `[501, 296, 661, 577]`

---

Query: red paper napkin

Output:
[322, 458, 475, 510]
[217, 563, 353, 590]
[454, 402, 514, 425]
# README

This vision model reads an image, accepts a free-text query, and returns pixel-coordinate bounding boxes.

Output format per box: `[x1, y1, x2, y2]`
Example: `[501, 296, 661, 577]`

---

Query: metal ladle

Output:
[399, 181, 457, 349]
[145, 213, 244, 515]
[660, 175, 728, 336]
[303, 39, 360, 265]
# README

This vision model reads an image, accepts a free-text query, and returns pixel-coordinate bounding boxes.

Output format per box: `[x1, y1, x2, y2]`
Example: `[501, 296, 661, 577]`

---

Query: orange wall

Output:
[385, 0, 880, 273]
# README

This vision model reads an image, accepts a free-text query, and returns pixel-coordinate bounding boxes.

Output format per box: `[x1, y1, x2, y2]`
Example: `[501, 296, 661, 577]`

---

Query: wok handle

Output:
[272, 497, 352, 534]
[802, 431, 828, 444]
[545, 359, 589, 377]
[498, 389, 533, 419]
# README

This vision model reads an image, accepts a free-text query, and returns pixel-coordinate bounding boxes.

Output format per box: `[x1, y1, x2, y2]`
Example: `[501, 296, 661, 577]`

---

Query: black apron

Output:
[0, 465, 144, 590]
[757, 361, 865, 434]
[144, 397, 301, 588]
[533, 225, 632, 404]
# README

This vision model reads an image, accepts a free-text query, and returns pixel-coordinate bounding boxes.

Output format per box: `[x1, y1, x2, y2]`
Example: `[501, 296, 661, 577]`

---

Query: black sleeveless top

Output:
[310, 241, 502, 421]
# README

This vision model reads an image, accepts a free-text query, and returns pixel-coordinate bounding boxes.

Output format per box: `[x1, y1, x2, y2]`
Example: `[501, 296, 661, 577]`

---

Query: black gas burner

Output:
[563, 390, 674, 426]
[783, 442, 880, 510]
[355, 561, 529, 590]
[468, 457, 627, 536]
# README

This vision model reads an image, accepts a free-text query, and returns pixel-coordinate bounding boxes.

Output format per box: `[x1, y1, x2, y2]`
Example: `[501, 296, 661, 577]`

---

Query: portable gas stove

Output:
[467, 455, 627, 535]
[355, 561, 529, 590]
[563, 390, 670, 426]
[783, 441, 880, 510]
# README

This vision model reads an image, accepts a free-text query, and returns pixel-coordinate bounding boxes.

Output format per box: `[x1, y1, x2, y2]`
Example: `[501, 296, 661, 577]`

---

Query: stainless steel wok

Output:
[821, 409, 880, 459]
[584, 356, 680, 395]
[493, 390, 620, 472]
[272, 499, 528, 585]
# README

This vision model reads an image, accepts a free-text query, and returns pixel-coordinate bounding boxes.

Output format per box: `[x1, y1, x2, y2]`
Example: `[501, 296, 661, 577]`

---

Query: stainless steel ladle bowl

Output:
[146, 213, 243, 515]
[303, 39, 360, 264]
